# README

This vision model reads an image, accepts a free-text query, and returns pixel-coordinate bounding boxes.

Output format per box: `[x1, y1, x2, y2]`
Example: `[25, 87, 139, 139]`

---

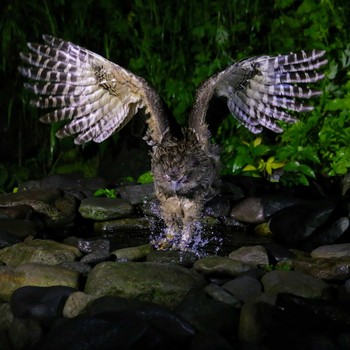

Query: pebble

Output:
[311, 243, 350, 259]
[228, 245, 269, 266]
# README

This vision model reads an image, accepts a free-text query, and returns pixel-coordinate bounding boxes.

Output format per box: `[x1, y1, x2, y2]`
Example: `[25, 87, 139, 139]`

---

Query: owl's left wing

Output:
[189, 50, 327, 145]
[19, 35, 169, 145]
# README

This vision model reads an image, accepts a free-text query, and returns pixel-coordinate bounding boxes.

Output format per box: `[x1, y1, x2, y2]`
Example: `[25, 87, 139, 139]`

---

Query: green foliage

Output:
[264, 261, 293, 272]
[137, 171, 154, 184]
[94, 188, 117, 198]
[0, 0, 349, 190]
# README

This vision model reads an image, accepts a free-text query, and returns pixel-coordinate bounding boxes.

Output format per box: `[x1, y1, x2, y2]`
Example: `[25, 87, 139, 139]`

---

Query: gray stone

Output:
[112, 244, 153, 261]
[63, 291, 98, 318]
[230, 195, 301, 224]
[291, 256, 350, 281]
[261, 270, 331, 299]
[79, 197, 133, 221]
[94, 217, 150, 233]
[84, 261, 206, 309]
[193, 255, 253, 277]
[0, 239, 81, 266]
[228, 245, 269, 266]
[0, 303, 13, 331]
[0, 219, 37, 239]
[204, 283, 241, 307]
[118, 183, 155, 205]
[146, 250, 198, 267]
[223, 276, 262, 302]
[311, 243, 350, 259]
[0, 263, 79, 301]
[238, 292, 276, 345]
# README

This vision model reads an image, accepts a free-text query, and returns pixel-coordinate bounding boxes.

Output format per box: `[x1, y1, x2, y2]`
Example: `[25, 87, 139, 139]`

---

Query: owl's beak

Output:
[171, 180, 181, 193]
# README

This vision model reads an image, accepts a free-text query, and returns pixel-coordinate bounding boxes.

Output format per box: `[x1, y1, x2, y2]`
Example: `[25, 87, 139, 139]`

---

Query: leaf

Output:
[242, 164, 258, 171]
[137, 171, 154, 184]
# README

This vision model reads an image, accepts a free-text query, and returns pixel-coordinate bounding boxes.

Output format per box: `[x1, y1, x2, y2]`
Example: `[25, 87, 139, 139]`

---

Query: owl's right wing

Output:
[19, 35, 169, 145]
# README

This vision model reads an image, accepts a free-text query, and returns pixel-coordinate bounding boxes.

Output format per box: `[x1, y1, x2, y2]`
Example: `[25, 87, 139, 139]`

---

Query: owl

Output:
[19, 35, 327, 250]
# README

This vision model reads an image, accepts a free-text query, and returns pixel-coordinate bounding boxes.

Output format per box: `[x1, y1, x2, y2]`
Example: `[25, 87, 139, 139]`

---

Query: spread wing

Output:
[189, 50, 327, 144]
[19, 35, 169, 145]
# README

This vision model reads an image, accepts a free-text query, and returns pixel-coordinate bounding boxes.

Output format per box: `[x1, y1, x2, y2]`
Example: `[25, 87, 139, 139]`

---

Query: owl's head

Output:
[151, 135, 217, 197]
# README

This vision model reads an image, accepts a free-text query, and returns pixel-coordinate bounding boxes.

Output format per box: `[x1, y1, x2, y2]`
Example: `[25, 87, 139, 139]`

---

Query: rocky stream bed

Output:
[0, 173, 349, 350]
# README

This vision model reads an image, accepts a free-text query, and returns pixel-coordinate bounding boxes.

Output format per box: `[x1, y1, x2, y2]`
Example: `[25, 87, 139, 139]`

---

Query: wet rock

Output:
[176, 288, 240, 334]
[94, 217, 150, 233]
[112, 244, 153, 261]
[64, 236, 110, 254]
[118, 183, 155, 205]
[204, 283, 241, 307]
[0, 229, 21, 249]
[0, 189, 76, 227]
[0, 330, 11, 350]
[0, 219, 37, 239]
[84, 261, 206, 309]
[10, 286, 76, 325]
[0, 239, 81, 266]
[261, 270, 332, 299]
[0, 263, 79, 301]
[146, 250, 198, 267]
[222, 276, 262, 303]
[193, 255, 253, 277]
[79, 197, 133, 221]
[291, 257, 350, 281]
[63, 291, 98, 318]
[228, 245, 269, 266]
[238, 292, 276, 345]
[311, 243, 350, 259]
[230, 195, 302, 224]
[269, 200, 336, 244]
[204, 196, 230, 218]
[264, 242, 296, 263]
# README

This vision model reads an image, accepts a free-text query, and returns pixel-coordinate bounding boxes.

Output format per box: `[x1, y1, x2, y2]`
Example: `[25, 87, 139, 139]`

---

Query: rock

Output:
[58, 261, 92, 275]
[193, 255, 253, 277]
[39, 295, 197, 350]
[261, 270, 332, 299]
[0, 189, 76, 227]
[176, 288, 240, 334]
[190, 330, 233, 350]
[0, 219, 37, 239]
[0, 303, 13, 330]
[0, 229, 21, 249]
[269, 200, 336, 244]
[291, 257, 350, 281]
[94, 217, 150, 232]
[84, 261, 206, 309]
[238, 292, 276, 345]
[264, 242, 296, 263]
[146, 250, 198, 267]
[10, 286, 76, 325]
[8, 318, 42, 350]
[311, 243, 350, 259]
[228, 245, 269, 266]
[63, 236, 110, 254]
[204, 283, 241, 307]
[63, 291, 98, 318]
[0, 204, 34, 220]
[222, 276, 262, 303]
[79, 197, 133, 221]
[0, 239, 81, 266]
[0, 263, 79, 301]
[112, 244, 153, 261]
[230, 195, 302, 224]
[117, 183, 155, 205]
[204, 196, 230, 218]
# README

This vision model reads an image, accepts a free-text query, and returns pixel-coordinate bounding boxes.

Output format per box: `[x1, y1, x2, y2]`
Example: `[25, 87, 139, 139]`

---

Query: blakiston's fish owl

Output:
[19, 35, 327, 250]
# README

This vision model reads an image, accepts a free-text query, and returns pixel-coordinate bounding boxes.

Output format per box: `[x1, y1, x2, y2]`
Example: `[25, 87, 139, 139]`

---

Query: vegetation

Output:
[0, 0, 349, 191]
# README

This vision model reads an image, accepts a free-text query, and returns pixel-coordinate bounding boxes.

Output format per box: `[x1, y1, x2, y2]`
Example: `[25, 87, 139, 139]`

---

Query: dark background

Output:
[0, 0, 349, 190]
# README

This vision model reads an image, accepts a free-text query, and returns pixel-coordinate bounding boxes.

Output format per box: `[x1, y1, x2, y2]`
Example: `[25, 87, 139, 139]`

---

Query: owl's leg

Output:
[156, 196, 183, 249]
[178, 200, 204, 250]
